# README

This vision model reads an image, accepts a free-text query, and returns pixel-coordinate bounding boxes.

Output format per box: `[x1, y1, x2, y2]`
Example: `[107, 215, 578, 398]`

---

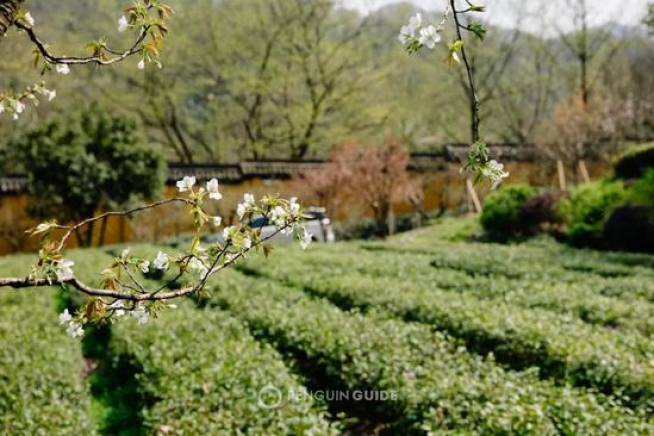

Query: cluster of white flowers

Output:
[139, 260, 150, 273]
[59, 309, 84, 338]
[482, 160, 510, 190]
[153, 251, 169, 270]
[55, 64, 71, 75]
[118, 15, 129, 32]
[130, 304, 150, 324]
[398, 13, 441, 52]
[176, 175, 196, 192]
[0, 84, 57, 120]
[176, 176, 223, 199]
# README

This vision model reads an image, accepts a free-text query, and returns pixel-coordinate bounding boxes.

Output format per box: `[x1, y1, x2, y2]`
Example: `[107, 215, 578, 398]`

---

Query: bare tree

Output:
[558, 0, 629, 106]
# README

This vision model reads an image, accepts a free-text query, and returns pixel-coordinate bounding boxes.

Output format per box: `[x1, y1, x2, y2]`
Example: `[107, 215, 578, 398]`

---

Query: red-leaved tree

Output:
[299, 136, 420, 236]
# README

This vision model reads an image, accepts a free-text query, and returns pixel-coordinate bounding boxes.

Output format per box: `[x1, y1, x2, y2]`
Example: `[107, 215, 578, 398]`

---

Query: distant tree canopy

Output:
[10, 107, 166, 246]
[0, 0, 652, 164]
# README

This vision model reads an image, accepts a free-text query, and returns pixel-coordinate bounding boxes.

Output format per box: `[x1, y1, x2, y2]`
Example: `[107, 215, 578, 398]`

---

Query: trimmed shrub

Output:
[480, 184, 537, 241]
[559, 180, 627, 248]
[614, 142, 654, 179]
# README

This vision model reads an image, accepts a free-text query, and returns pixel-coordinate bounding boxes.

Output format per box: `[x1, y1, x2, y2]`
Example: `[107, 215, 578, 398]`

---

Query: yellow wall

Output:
[0, 160, 609, 255]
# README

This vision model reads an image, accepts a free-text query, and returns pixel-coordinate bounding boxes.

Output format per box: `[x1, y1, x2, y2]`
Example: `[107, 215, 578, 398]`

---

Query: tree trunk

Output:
[99, 215, 109, 246]
[0, 0, 23, 36]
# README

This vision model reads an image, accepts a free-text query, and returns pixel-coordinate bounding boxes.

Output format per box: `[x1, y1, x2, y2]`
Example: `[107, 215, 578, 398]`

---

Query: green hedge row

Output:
[213, 271, 652, 435]
[110, 302, 339, 435]
[0, 252, 95, 435]
[362, 239, 654, 302]
[272, 245, 654, 335]
[240, 248, 653, 413]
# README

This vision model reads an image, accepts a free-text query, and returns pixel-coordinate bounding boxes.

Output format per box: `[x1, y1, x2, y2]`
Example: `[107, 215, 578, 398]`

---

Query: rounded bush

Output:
[480, 185, 537, 241]
[614, 142, 654, 179]
[559, 180, 627, 248]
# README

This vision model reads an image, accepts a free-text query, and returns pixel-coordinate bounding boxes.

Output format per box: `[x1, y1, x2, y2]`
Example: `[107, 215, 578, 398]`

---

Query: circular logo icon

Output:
[257, 384, 283, 410]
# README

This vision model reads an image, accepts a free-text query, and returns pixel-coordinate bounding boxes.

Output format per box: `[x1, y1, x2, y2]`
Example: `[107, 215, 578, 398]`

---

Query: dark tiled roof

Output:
[238, 161, 324, 178]
[168, 164, 242, 184]
[1, 147, 543, 194]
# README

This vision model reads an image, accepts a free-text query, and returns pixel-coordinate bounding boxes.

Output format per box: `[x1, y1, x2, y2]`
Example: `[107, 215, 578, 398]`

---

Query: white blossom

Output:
[55, 64, 70, 75]
[59, 309, 73, 325]
[269, 206, 287, 229]
[118, 16, 129, 32]
[43, 89, 56, 101]
[153, 251, 169, 270]
[59, 309, 84, 338]
[139, 260, 150, 274]
[408, 13, 422, 30]
[206, 178, 223, 200]
[482, 160, 510, 190]
[55, 259, 75, 281]
[120, 247, 131, 260]
[24, 12, 35, 26]
[66, 322, 84, 338]
[398, 25, 414, 44]
[0, 102, 4, 114]
[237, 193, 255, 219]
[242, 236, 252, 250]
[176, 175, 196, 192]
[418, 25, 441, 49]
[13, 100, 25, 114]
[398, 13, 422, 44]
[131, 305, 149, 324]
[109, 301, 125, 317]
[137, 59, 145, 70]
[212, 216, 222, 227]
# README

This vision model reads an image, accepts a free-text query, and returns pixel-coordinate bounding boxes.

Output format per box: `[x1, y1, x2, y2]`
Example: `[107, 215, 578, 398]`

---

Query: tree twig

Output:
[1, 224, 295, 301]
[450, 0, 481, 143]
[15, 21, 149, 66]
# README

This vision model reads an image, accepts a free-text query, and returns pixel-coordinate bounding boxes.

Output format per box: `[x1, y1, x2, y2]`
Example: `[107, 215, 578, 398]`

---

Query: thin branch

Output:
[451, 0, 481, 142]
[15, 21, 149, 66]
[52, 198, 193, 252]
[1, 224, 296, 302]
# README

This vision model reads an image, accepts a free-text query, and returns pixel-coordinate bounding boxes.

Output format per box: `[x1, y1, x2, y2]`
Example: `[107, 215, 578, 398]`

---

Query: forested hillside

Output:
[1, 0, 652, 163]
